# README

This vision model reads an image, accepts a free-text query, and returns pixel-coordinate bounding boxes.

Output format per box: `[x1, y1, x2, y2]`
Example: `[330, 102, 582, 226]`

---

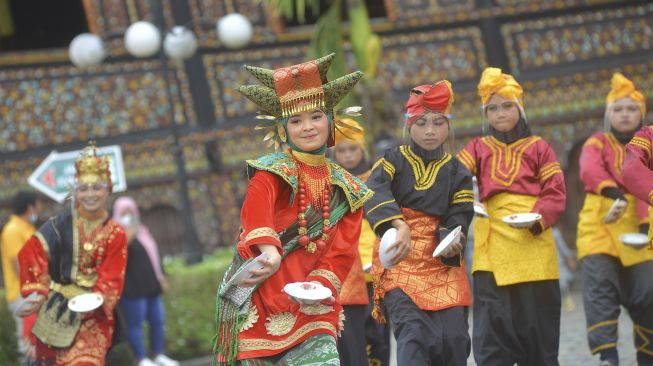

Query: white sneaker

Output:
[154, 354, 180, 366]
[138, 358, 158, 366]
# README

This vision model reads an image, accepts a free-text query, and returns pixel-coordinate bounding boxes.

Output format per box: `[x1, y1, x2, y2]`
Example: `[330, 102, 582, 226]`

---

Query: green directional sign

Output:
[28, 145, 127, 203]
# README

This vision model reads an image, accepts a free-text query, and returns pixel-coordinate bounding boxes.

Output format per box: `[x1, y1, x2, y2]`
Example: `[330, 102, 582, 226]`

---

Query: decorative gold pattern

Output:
[337, 308, 346, 337]
[631, 136, 652, 160]
[239, 321, 337, 352]
[308, 269, 342, 294]
[371, 158, 396, 178]
[400, 146, 452, 191]
[481, 136, 541, 187]
[457, 149, 476, 175]
[451, 190, 474, 204]
[240, 305, 259, 332]
[299, 303, 334, 315]
[265, 312, 297, 336]
[605, 133, 625, 175]
[634, 323, 653, 355]
[366, 199, 397, 215]
[245, 227, 279, 243]
[539, 162, 563, 182]
[34, 231, 50, 256]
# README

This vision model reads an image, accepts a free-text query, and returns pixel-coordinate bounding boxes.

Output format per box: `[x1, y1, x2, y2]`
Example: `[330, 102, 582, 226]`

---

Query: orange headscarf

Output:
[606, 73, 646, 116]
[404, 80, 454, 127]
[335, 118, 365, 149]
[477, 67, 523, 107]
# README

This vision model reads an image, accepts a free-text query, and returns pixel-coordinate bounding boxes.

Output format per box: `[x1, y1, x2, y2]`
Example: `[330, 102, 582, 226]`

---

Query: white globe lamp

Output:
[69, 33, 106, 67]
[163, 26, 198, 60]
[124, 21, 161, 58]
[217, 13, 253, 49]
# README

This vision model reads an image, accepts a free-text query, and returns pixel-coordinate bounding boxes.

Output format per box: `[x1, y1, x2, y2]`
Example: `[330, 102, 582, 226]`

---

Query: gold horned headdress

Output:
[75, 142, 112, 192]
[238, 53, 364, 150]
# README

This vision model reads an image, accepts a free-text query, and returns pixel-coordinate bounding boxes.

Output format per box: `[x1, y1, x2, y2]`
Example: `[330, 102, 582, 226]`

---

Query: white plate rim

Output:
[225, 252, 269, 287]
[502, 213, 542, 224]
[283, 282, 332, 301]
[68, 293, 104, 312]
[619, 233, 649, 246]
[433, 225, 462, 257]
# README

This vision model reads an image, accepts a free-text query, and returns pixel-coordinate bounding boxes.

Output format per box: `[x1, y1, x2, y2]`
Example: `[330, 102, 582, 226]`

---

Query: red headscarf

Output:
[405, 80, 454, 128]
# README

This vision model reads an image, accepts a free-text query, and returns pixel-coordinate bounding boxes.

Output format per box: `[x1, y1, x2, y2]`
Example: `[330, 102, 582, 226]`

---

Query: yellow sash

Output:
[472, 192, 559, 286]
[577, 193, 653, 266]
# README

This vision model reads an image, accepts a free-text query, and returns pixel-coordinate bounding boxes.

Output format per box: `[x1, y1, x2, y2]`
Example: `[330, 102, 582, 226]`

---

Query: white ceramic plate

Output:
[474, 202, 489, 218]
[502, 213, 542, 228]
[283, 282, 332, 304]
[379, 228, 399, 269]
[362, 262, 372, 273]
[68, 293, 104, 313]
[619, 233, 649, 247]
[225, 252, 269, 287]
[433, 226, 462, 257]
[604, 199, 626, 224]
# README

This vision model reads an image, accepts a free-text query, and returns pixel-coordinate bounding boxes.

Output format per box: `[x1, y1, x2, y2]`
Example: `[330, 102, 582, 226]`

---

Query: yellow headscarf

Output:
[335, 118, 365, 150]
[606, 73, 646, 116]
[477, 67, 524, 107]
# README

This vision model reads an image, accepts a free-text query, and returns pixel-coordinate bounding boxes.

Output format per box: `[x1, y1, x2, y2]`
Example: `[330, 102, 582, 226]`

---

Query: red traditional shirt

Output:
[580, 132, 649, 221]
[623, 125, 653, 205]
[457, 135, 566, 229]
[235, 170, 363, 360]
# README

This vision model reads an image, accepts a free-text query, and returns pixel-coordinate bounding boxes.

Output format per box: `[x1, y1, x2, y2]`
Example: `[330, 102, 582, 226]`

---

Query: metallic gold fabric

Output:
[373, 208, 470, 311]
[472, 192, 559, 286]
[577, 193, 653, 266]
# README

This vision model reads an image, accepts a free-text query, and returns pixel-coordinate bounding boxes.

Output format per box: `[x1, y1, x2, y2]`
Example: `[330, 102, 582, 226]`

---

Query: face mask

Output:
[120, 214, 133, 227]
[29, 213, 38, 224]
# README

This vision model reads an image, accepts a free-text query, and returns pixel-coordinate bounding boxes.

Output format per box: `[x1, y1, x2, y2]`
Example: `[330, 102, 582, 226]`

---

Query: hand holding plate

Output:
[239, 245, 281, 287]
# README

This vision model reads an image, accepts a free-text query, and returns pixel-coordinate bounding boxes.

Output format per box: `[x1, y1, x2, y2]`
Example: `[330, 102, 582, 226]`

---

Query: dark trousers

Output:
[338, 305, 369, 366]
[581, 254, 653, 366]
[472, 271, 560, 366]
[385, 289, 470, 366]
[365, 283, 390, 366]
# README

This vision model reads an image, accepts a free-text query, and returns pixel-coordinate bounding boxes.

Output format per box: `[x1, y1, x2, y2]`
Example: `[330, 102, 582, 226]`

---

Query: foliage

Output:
[0, 290, 20, 366]
[161, 249, 233, 360]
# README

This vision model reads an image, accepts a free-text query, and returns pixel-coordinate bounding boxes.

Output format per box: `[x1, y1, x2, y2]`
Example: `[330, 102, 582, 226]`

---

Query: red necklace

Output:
[292, 151, 332, 254]
[298, 181, 331, 253]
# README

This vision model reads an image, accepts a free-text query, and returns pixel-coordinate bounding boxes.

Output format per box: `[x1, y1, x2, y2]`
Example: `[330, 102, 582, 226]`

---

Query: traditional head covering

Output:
[75, 143, 112, 192]
[335, 118, 365, 149]
[404, 80, 454, 128]
[113, 196, 164, 283]
[477, 67, 523, 107]
[239, 53, 363, 152]
[606, 72, 646, 116]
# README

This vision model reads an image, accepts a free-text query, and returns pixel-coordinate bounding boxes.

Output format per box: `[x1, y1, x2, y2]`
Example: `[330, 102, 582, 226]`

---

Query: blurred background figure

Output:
[17, 145, 128, 366]
[113, 197, 178, 366]
[1, 191, 42, 363]
[333, 118, 391, 366]
[552, 226, 578, 311]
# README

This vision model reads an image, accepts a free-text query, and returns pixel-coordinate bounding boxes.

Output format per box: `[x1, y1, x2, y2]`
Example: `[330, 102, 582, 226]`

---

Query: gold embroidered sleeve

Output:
[451, 189, 474, 204]
[539, 162, 563, 183]
[308, 269, 342, 294]
[245, 227, 280, 244]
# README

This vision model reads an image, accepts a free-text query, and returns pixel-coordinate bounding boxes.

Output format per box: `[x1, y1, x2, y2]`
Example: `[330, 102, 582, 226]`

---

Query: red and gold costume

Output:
[18, 145, 127, 366]
[458, 134, 566, 285]
[577, 131, 653, 263]
[575, 72, 653, 364]
[459, 67, 566, 366]
[624, 125, 653, 209]
[623, 125, 653, 247]
[213, 54, 370, 365]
